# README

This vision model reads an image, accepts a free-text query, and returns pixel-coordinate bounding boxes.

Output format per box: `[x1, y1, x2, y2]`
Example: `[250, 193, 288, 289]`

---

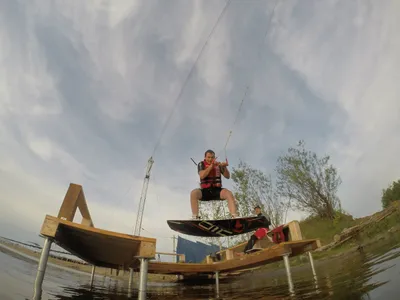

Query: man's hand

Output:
[219, 161, 229, 167]
[220, 161, 230, 179]
[209, 159, 218, 167]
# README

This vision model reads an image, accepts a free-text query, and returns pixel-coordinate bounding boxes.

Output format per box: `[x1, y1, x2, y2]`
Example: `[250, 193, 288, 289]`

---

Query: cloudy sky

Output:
[1, 0, 399, 255]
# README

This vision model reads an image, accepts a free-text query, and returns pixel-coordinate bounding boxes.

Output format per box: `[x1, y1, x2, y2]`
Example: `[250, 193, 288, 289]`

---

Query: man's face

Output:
[255, 208, 261, 214]
[205, 152, 215, 163]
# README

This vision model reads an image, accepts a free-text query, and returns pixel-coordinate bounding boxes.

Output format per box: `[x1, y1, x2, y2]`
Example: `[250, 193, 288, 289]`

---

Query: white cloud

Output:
[1, 0, 399, 261]
[267, 0, 400, 216]
[175, 1, 209, 66]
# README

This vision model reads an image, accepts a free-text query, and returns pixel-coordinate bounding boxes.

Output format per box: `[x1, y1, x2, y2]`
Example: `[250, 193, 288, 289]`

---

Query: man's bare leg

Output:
[220, 189, 238, 217]
[190, 189, 202, 218]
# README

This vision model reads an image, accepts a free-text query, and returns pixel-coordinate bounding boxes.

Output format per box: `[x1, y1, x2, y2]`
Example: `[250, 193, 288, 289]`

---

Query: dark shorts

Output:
[200, 187, 225, 201]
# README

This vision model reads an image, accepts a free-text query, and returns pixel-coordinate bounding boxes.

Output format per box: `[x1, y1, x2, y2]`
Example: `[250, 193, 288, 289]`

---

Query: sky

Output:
[1, 0, 399, 257]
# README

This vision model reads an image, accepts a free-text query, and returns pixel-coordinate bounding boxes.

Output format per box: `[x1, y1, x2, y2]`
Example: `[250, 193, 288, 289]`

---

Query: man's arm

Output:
[220, 165, 230, 179]
[198, 161, 214, 179]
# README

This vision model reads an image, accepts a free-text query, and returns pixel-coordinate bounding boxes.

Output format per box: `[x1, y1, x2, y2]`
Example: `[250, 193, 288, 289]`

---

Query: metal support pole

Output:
[138, 258, 149, 300]
[308, 251, 316, 278]
[90, 265, 96, 289]
[215, 271, 220, 298]
[128, 268, 134, 298]
[32, 238, 53, 300]
[308, 251, 319, 292]
[283, 254, 294, 296]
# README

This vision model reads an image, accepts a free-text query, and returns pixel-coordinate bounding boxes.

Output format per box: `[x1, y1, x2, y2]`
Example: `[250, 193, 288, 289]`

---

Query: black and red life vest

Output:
[200, 160, 222, 189]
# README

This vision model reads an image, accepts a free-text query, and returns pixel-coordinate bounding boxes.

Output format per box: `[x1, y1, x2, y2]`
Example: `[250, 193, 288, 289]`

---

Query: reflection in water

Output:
[1, 238, 400, 299]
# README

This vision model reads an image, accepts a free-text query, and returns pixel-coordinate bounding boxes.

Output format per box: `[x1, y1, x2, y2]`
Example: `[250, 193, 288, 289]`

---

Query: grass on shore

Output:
[261, 202, 400, 271]
[300, 203, 400, 251]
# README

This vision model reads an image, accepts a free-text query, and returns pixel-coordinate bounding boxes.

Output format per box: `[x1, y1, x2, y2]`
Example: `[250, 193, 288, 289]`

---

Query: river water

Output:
[1, 237, 399, 300]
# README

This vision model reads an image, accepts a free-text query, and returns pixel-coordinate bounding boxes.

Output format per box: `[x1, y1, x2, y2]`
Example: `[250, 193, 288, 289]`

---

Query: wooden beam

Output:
[155, 252, 185, 262]
[76, 187, 93, 227]
[287, 221, 303, 241]
[57, 183, 94, 227]
[147, 261, 217, 274]
[138, 241, 156, 258]
[156, 252, 181, 256]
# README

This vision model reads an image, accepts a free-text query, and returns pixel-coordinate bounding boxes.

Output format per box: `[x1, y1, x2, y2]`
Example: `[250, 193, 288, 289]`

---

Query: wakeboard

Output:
[167, 216, 270, 237]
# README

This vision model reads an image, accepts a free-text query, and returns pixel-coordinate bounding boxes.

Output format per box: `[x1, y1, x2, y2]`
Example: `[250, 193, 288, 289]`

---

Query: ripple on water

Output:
[1, 239, 400, 299]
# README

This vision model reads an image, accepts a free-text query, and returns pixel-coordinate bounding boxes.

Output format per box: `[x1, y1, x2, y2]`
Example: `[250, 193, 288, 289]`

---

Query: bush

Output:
[381, 179, 400, 209]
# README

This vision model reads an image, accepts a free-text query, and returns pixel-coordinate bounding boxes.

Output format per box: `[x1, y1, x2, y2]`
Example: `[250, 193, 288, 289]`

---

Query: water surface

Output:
[1, 238, 399, 299]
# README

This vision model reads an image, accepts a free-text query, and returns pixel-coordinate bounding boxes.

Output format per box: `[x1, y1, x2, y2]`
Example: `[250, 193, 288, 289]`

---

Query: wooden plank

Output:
[42, 215, 154, 243]
[147, 262, 217, 274]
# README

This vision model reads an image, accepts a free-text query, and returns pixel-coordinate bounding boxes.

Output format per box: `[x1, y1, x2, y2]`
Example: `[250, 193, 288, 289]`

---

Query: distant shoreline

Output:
[0, 241, 99, 277]
[0, 240, 177, 283]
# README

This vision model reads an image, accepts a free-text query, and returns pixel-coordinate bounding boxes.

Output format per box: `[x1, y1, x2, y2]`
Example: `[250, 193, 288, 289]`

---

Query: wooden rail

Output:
[142, 239, 320, 275]
[156, 252, 185, 262]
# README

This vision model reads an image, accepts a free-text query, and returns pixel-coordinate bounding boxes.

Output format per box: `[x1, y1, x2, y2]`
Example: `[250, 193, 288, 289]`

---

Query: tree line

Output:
[199, 140, 343, 244]
[199, 140, 400, 246]
[381, 179, 400, 209]
[233, 140, 342, 220]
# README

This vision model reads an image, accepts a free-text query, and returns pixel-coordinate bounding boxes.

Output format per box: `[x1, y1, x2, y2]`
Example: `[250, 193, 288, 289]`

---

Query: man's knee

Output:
[190, 189, 201, 199]
[220, 189, 233, 199]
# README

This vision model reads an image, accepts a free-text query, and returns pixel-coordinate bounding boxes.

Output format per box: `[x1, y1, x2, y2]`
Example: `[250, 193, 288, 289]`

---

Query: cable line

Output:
[151, 0, 233, 158]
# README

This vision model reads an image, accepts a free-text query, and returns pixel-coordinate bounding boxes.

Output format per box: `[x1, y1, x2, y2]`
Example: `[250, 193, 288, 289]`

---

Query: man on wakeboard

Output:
[190, 149, 238, 220]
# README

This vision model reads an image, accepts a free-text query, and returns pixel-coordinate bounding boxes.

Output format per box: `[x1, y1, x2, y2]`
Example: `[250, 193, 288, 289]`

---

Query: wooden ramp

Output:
[39, 183, 156, 269]
[33, 182, 321, 299]
[215, 239, 318, 273]
[137, 239, 319, 275]
[40, 215, 155, 269]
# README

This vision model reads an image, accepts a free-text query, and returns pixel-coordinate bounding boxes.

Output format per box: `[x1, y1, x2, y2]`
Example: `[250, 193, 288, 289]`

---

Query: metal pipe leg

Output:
[138, 258, 149, 300]
[308, 251, 316, 277]
[128, 268, 134, 298]
[90, 265, 96, 289]
[32, 238, 53, 300]
[308, 251, 319, 292]
[215, 271, 220, 298]
[283, 254, 294, 296]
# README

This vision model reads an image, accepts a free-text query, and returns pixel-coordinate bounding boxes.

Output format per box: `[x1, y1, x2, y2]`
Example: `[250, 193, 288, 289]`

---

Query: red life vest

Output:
[200, 160, 222, 189]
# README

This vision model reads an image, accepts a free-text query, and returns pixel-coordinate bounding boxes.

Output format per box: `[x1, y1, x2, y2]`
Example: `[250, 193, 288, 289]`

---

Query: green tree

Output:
[381, 179, 400, 208]
[231, 160, 287, 228]
[275, 140, 342, 219]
